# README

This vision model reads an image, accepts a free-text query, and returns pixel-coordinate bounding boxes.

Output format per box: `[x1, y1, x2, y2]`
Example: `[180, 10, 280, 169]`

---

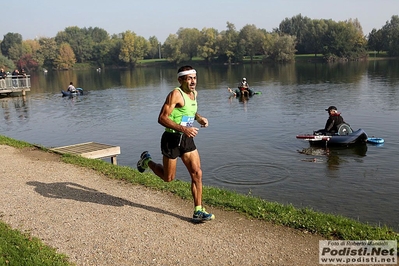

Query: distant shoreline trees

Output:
[0, 14, 398, 72]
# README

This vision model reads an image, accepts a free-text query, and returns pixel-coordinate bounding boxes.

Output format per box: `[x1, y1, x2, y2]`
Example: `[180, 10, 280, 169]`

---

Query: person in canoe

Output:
[240, 77, 249, 89]
[239, 77, 251, 96]
[67, 82, 77, 93]
[228, 78, 256, 97]
[314, 106, 350, 135]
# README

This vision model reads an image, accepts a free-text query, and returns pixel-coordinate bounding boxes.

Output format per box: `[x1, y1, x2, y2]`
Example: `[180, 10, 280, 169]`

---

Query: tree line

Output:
[0, 14, 398, 72]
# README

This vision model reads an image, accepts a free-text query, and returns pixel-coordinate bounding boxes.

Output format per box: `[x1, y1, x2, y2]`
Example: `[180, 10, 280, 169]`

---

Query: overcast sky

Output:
[3, 0, 398, 42]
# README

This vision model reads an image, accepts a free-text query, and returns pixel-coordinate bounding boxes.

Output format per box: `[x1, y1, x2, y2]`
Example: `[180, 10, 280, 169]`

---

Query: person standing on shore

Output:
[137, 65, 215, 222]
[11, 69, 19, 87]
[0, 68, 6, 88]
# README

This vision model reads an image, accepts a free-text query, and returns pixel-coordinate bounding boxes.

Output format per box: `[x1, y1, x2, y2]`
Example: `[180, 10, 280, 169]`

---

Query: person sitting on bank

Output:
[314, 106, 349, 135]
[67, 82, 77, 92]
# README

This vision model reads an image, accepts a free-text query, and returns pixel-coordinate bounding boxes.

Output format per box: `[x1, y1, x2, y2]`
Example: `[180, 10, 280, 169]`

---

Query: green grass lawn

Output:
[0, 221, 71, 266]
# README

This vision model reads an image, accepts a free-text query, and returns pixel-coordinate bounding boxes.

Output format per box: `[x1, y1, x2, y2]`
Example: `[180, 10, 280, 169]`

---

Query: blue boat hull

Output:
[297, 129, 368, 147]
[61, 88, 83, 97]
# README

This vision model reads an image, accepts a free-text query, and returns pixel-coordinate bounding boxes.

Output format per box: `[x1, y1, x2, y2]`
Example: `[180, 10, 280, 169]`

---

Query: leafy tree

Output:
[266, 33, 297, 62]
[163, 34, 186, 64]
[13, 40, 42, 70]
[17, 54, 39, 72]
[197, 27, 219, 63]
[0, 54, 16, 70]
[24, 40, 40, 55]
[53, 43, 76, 69]
[119, 31, 135, 65]
[381, 15, 399, 56]
[303, 19, 328, 56]
[218, 22, 239, 63]
[260, 32, 273, 59]
[107, 35, 123, 66]
[92, 41, 112, 68]
[134, 36, 150, 61]
[119, 30, 149, 66]
[177, 27, 201, 60]
[37, 37, 58, 69]
[87, 27, 112, 68]
[88, 27, 109, 43]
[148, 36, 161, 59]
[1, 33, 23, 58]
[8, 43, 24, 62]
[55, 26, 93, 63]
[367, 28, 384, 54]
[278, 14, 312, 53]
[322, 20, 367, 61]
[238, 24, 265, 62]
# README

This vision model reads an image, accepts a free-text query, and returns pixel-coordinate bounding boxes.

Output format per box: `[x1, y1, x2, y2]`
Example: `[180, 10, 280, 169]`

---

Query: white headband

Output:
[177, 69, 196, 77]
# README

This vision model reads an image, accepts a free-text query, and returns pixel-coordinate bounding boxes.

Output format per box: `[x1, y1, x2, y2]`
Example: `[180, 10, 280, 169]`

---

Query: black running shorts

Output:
[161, 131, 196, 159]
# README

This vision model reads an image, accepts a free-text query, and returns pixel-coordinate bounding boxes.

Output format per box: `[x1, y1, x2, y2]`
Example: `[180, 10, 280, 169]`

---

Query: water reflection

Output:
[290, 61, 367, 84]
[298, 144, 367, 171]
[0, 97, 29, 124]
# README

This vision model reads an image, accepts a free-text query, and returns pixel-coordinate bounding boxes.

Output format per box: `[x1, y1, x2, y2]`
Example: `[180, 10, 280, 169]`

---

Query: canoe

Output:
[228, 87, 261, 97]
[61, 88, 83, 97]
[296, 128, 368, 147]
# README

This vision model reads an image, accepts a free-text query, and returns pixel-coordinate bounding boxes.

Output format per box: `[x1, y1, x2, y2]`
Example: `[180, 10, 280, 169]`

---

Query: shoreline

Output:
[0, 144, 324, 265]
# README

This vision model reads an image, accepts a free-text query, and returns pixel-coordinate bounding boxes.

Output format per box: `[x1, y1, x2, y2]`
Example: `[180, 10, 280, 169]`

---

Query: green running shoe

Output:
[193, 208, 215, 222]
[137, 151, 151, 173]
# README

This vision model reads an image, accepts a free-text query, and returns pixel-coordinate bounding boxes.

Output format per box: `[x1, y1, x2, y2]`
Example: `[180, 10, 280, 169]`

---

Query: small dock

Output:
[50, 142, 121, 165]
[0, 76, 31, 96]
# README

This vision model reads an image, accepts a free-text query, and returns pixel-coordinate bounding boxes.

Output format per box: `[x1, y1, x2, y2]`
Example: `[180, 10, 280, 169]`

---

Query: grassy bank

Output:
[0, 222, 70, 266]
[1, 135, 398, 264]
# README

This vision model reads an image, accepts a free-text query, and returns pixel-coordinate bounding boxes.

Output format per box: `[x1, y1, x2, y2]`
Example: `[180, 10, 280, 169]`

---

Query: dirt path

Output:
[0, 145, 326, 265]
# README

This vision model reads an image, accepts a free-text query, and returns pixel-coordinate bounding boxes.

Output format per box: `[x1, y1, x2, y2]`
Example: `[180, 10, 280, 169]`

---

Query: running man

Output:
[137, 65, 215, 222]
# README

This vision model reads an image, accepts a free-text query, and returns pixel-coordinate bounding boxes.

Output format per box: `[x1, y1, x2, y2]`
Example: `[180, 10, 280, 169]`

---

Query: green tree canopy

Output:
[218, 22, 239, 63]
[0, 54, 16, 70]
[177, 27, 201, 60]
[278, 14, 311, 53]
[382, 15, 399, 56]
[119, 30, 149, 66]
[148, 36, 161, 59]
[238, 24, 265, 61]
[37, 37, 58, 69]
[54, 42, 76, 69]
[1, 33, 23, 58]
[163, 34, 185, 64]
[198, 27, 220, 63]
[55, 26, 93, 63]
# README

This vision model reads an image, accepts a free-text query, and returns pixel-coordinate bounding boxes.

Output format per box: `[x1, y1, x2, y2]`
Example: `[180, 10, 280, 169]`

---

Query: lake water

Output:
[1, 61, 398, 230]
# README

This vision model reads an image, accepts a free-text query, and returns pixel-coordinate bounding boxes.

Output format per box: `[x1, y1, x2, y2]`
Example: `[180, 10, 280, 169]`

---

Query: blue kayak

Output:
[297, 128, 368, 147]
[367, 138, 385, 144]
[61, 88, 83, 97]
